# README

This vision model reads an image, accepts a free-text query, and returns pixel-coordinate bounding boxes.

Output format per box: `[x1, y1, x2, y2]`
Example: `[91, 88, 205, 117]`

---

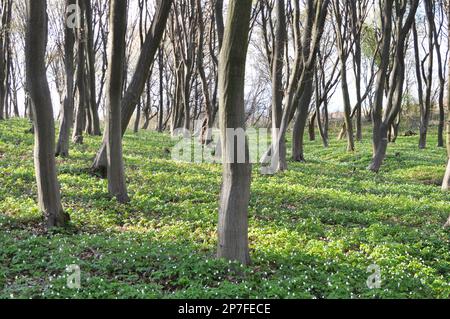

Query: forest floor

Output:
[0, 118, 449, 299]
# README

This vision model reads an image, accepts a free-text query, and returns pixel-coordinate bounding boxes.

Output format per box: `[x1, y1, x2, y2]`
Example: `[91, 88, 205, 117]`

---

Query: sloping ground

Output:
[0, 118, 449, 299]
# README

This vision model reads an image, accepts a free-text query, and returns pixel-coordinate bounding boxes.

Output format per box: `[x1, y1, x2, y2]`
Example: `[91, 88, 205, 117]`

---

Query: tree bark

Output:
[270, 0, 286, 158]
[419, 1, 434, 150]
[85, 0, 101, 136]
[217, 0, 252, 266]
[308, 112, 316, 141]
[72, 0, 87, 144]
[56, 0, 76, 157]
[105, 0, 129, 203]
[25, 0, 70, 228]
[92, 0, 173, 176]
[369, 0, 419, 172]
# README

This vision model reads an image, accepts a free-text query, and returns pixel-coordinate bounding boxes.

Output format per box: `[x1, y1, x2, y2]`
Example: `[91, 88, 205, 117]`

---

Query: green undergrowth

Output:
[0, 118, 449, 299]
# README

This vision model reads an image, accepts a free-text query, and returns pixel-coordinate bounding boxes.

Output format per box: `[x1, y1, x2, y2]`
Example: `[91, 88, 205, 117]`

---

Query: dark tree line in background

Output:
[4, 0, 450, 265]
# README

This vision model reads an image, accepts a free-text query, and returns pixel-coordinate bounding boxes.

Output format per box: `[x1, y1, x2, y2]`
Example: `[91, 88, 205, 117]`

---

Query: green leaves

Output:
[0, 120, 449, 298]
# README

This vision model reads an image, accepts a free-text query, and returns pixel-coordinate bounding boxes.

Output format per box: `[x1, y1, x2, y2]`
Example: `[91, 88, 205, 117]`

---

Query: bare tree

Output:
[264, 0, 329, 172]
[25, 0, 70, 228]
[72, 0, 87, 144]
[369, 0, 419, 172]
[84, 0, 101, 136]
[270, 0, 286, 154]
[104, 0, 129, 203]
[91, 0, 172, 176]
[432, 1, 448, 148]
[418, 0, 435, 150]
[332, 0, 355, 152]
[56, 0, 76, 157]
[217, 0, 253, 265]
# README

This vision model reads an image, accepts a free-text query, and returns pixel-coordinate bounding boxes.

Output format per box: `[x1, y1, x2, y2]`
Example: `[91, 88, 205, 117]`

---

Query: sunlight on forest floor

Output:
[0, 119, 449, 299]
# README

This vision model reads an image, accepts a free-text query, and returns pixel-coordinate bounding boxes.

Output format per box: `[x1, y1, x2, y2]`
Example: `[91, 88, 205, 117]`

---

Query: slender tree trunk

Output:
[433, 13, 445, 148]
[105, 0, 129, 203]
[315, 71, 328, 147]
[0, 0, 8, 120]
[85, 0, 101, 136]
[369, 0, 393, 171]
[91, 0, 172, 176]
[369, 0, 417, 171]
[340, 63, 355, 152]
[215, 0, 224, 51]
[217, 0, 252, 266]
[271, 0, 286, 151]
[25, 0, 70, 228]
[292, 73, 314, 162]
[196, 0, 214, 144]
[134, 102, 141, 133]
[308, 112, 316, 141]
[72, 1, 87, 144]
[419, 2, 434, 150]
[56, 0, 76, 157]
[158, 47, 164, 132]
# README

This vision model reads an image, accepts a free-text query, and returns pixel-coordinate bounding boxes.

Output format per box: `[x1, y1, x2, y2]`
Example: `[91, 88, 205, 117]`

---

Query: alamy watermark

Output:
[66, 264, 81, 289]
[171, 121, 279, 172]
[366, 264, 382, 289]
[66, 4, 81, 29]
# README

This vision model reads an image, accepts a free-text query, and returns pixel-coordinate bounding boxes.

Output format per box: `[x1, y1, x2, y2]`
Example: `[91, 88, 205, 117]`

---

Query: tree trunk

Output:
[369, 0, 393, 170]
[196, 0, 214, 144]
[56, 0, 76, 157]
[314, 69, 328, 147]
[369, 0, 418, 171]
[217, 0, 252, 266]
[271, 0, 286, 151]
[105, 0, 129, 203]
[91, 0, 173, 176]
[419, 2, 434, 150]
[85, 0, 101, 136]
[25, 0, 70, 228]
[432, 12, 445, 148]
[0, 0, 10, 120]
[340, 63, 355, 152]
[308, 112, 316, 142]
[158, 47, 164, 132]
[292, 73, 314, 162]
[72, 1, 87, 144]
[134, 103, 141, 133]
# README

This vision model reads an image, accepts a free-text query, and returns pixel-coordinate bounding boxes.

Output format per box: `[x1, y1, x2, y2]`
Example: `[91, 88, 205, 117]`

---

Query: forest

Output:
[0, 0, 449, 300]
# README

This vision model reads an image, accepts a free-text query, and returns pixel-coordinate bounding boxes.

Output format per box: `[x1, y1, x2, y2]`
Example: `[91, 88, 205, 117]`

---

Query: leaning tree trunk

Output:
[91, 0, 172, 176]
[217, 0, 252, 266]
[25, 0, 70, 228]
[105, 0, 129, 203]
[56, 0, 76, 158]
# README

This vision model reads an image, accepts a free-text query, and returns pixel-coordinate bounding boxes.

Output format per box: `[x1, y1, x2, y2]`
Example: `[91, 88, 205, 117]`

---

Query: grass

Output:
[0, 118, 449, 299]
